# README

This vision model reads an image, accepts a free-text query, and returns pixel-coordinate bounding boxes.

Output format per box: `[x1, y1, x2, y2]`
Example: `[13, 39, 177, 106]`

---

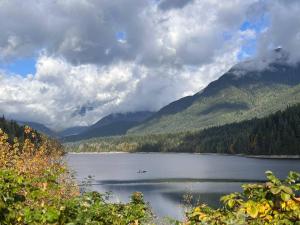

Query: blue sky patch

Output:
[0, 57, 36, 76]
[222, 31, 233, 41]
[237, 38, 257, 61]
[240, 13, 270, 33]
[238, 13, 270, 61]
[116, 31, 127, 43]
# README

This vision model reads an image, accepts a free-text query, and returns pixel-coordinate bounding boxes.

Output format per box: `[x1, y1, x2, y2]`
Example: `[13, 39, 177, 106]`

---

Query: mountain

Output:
[66, 104, 300, 155]
[17, 121, 58, 137]
[129, 51, 300, 134]
[168, 104, 300, 155]
[63, 111, 154, 142]
[16, 121, 88, 139]
[58, 126, 88, 137]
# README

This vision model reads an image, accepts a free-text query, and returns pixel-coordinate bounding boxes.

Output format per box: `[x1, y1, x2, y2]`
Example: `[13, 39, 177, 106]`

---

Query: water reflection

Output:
[88, 182, 243, 219]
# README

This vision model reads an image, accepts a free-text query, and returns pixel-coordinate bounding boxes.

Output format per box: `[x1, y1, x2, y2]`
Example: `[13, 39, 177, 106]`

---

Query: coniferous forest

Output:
[0, 116, 26, 143]
[67, 104, 300, 155]
[174, 104, 300, 155]
[0, 116, 44, 146]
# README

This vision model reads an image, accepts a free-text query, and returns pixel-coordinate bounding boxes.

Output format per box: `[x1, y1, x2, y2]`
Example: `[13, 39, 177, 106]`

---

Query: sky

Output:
[0, 0, 300, 130]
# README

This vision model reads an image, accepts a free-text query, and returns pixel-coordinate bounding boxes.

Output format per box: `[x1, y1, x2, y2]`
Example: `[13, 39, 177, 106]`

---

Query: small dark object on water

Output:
[137, 170, 147, 174]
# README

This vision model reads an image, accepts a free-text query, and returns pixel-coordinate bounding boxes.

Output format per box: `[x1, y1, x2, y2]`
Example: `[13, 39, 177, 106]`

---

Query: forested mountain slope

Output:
[67, 104, 300, 155]
[173, 104, 300, 155]
[62, 111, 154, 142]
[129, 59, 300, 134]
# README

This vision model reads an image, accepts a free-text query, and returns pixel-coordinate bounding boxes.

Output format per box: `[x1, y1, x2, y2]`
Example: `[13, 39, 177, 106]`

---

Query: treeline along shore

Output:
[65, 104, 300, 155]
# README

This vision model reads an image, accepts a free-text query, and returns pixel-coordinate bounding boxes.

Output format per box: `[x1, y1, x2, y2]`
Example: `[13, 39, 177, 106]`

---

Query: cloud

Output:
[256, 0, 300, 64]
[0, 50, 237, 130]
[158, 0, 194, 11]
[0, 0, 149, 64]
[0, 0, 299, 129]
[0, 0, 255, 66]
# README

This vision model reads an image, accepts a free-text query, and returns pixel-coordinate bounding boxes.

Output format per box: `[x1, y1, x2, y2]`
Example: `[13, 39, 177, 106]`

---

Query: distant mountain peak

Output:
[128, 52, 300, 135]
[62, 111, 155, 142]
[231, 48, 290, 77]
[91, 111, 154, 129]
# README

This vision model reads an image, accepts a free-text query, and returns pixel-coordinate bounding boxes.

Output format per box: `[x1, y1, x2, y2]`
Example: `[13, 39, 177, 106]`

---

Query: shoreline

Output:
[67, 151, 300, 159]
[243, 155, 300, 159]
[67, 151, 127, 154]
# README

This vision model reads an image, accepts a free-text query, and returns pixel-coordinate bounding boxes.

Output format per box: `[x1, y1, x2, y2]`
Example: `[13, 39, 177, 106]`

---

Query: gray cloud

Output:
[256, 0, 300, 64]
[0, 0, 150, 65]
[158, 0, 194, 11]
[0, 0, 253, 67]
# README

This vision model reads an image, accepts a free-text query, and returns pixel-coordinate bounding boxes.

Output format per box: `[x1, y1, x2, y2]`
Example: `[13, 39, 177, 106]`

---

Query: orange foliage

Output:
[0, 127, 79, 203]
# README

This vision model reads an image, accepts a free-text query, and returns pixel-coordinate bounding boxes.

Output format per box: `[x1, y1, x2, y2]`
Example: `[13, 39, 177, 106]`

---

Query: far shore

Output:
[67, 151, 127, 154]
[66, 152, 300, 159]
[243, 155, 300, 159]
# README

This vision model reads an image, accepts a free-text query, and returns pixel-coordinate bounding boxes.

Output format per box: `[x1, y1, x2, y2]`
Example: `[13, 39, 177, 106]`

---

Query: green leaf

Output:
[287, 171, 300, 183]
[281, 186, 293, 195]
[266, 171, 281, 185]
[270, 187, 281, 195]
[247, 204, 259, 218]
[227, 199, 235, 208]
[16, 176, 23, 184]
[45, 208, 60, 223]
[280, 192, 290, 202]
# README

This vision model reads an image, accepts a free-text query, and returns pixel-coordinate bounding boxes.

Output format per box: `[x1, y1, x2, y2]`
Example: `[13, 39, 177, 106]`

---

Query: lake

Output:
[66, 153, 300, 220]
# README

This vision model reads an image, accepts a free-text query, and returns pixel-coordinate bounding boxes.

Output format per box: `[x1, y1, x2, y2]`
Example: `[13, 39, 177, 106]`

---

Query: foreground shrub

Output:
[0, 128, 151, 224]
[59, 191, 149, 225]
[184, 171, 300, 225]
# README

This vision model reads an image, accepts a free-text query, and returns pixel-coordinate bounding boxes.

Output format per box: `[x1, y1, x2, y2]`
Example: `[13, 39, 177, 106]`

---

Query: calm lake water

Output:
[66, 153, 300, 220]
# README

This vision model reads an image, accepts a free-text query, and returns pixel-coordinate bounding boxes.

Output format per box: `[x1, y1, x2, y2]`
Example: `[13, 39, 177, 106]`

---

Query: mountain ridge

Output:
[17, 121, 58, 138]
[62, 111, 154, 142]
[128, 58, 300, 134]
